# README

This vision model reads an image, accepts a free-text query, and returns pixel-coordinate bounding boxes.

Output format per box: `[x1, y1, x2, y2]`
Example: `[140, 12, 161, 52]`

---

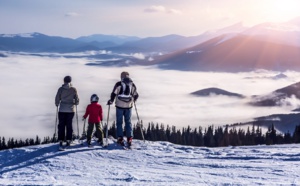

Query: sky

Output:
[1, 52, 300, 139]
[1, 0, 300, 38]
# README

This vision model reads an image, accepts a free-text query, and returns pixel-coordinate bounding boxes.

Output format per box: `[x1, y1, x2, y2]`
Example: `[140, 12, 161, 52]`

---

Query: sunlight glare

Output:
[263, 0, 300, 22]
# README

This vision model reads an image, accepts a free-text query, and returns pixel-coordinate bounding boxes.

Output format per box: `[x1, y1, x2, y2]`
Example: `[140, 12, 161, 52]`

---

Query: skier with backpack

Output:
[107, 71, 139, 147]
[82, 94, 104, 147]
[55, 76, 80, 150]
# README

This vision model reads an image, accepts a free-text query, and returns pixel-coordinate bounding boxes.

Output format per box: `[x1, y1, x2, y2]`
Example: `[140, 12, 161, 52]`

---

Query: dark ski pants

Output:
[87, 122, 104, 142]
[58, 112, 74, 141]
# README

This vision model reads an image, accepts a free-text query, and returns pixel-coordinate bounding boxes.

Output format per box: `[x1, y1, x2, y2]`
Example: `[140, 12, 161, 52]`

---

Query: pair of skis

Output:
[58, 142, 72, 151]
[107, 135, 132, 150]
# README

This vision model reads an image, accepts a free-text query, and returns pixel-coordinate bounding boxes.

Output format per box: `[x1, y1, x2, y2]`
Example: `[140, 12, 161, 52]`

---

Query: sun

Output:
[263, 0, 300, 22]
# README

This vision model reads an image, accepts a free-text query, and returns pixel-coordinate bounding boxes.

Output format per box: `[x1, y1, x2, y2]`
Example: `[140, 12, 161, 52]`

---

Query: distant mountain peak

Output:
[191, 87, 245, 98]
[204, 22, 248, 36]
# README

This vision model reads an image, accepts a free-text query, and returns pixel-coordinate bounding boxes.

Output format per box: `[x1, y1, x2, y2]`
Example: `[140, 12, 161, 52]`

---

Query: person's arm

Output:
[83, 105, 89, 119]
[55, 88, 61, 106]
[133, 83, 139, 101]
[107, 82, 119, 105]
[99, 105, 103, 121]
[73, 88, 79, 105]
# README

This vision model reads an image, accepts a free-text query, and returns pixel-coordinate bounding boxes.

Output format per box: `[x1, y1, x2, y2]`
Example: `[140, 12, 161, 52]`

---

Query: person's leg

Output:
[58, 112, 66, 142]
[116, 108, 124, 139]
[124, 108, 133, 139]
[65, 112, 75, 142]
[87, 123, 94, 144]
[95, 123, 104, 143]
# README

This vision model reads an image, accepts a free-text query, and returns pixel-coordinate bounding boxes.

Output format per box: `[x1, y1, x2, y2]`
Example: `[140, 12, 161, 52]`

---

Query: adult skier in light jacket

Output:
[107, 72, 138, 147]
[55, 76, 79, 150]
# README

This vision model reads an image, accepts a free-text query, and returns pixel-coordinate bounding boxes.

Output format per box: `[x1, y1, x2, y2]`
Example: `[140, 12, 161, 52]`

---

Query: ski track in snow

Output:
[0, 139, 300, 185]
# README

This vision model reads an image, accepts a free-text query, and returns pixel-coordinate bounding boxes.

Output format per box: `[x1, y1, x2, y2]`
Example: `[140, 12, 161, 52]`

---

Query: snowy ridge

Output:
[0, 33, 36, 38]
[0, 139, 300, 185]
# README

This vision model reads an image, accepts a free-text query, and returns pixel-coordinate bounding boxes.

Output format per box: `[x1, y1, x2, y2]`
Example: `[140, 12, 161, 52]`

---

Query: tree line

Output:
[1, 122, 300, 151]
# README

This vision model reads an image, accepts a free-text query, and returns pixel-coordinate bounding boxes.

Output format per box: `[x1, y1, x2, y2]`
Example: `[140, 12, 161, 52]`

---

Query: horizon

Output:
[1, 0, 300, 38]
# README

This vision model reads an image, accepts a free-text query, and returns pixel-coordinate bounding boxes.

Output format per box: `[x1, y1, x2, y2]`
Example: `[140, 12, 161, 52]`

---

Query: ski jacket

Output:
[83, 102, 103, 123]
[109, 78, 138, 109]
[55, 83, 79, 113]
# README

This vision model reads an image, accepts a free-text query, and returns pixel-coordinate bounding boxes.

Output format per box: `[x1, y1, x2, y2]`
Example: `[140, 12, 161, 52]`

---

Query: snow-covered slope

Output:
[1, 139, 300, 185]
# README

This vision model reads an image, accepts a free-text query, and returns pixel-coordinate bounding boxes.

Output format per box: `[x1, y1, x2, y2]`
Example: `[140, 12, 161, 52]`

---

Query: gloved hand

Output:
[82, 117, 85, 121]
[133, 95, 139, 102]
[107, 100, 113, 105]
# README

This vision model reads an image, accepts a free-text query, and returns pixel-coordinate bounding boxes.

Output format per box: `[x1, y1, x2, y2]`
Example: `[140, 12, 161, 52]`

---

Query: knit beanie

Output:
[64, 76, 72, 83]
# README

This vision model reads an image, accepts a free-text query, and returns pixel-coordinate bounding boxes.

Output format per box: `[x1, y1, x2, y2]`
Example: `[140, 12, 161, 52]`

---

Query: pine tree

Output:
[35, 136, 41, 145]
[166, 125, 171, 141]
[293, 125, 300, 143]
[284, 131, 292, 144]
[221, 125, 230, 146]
[266, 124, 277, 145]
[145, 123, 152, 140]
[2, 137, 7, 149]
[204, 126, 215, 147]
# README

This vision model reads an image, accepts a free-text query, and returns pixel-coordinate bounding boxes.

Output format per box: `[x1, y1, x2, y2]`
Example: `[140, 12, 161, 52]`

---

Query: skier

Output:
[55, 76, 79, 150]
[107, 71, 139, 147]
[82, 94, 104, 146]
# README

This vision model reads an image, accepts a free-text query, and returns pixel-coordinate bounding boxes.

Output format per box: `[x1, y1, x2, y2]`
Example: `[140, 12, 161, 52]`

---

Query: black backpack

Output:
[118, 77, 133, 102]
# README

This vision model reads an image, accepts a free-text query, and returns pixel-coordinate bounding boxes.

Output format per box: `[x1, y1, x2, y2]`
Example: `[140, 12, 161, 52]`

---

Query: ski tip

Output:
[58, 147, 65, 151]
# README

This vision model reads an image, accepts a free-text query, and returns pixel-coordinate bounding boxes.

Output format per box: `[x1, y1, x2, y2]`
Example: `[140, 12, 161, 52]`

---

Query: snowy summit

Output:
[0, 138, 300, 185]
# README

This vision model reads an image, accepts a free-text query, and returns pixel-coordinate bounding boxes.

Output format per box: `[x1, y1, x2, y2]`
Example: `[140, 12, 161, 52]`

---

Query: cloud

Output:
[65, 12, 80, 17]
[131, 53, 145, 60]
[167, 9, 183, 15]
[0, 52, 300, 140]
[144, 5, 166, 13]
[144, 5, 182, 15]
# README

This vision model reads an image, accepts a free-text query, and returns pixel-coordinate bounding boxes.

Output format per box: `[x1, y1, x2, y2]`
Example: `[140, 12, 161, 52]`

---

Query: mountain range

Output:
[1, 17, 300, 72]
[199, 81, 300, 132]
[250, 81, 300, 107]
[191, 79, 300, 108]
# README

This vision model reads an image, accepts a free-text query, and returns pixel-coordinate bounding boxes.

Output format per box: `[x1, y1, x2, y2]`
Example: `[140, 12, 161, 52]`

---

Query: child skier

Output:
[82, 94, 104, 146]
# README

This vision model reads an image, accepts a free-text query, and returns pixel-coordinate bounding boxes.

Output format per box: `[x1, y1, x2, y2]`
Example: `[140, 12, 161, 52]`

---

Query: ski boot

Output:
[117, 137, 125, 146]
[58, 141, 64, 151]
[87, 140, 92, 147]
[127, 137, 133, 147]
[98, 140, 103, 146]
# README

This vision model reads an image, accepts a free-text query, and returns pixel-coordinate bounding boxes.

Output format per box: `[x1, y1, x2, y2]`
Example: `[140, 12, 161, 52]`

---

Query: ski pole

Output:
[76, 104, 79, 139]
[82, 118, 86, 135]
[54, 106, 58, 139]
[105, 105, 110, 146]
[134, 101, 145, 143]
[79, 118, 87, 143]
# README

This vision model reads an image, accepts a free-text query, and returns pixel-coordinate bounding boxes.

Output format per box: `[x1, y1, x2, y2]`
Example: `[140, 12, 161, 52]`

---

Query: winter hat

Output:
[64, 76, 72, 83]
[90, 94, 99, 102]
[120, 71, 129, 79]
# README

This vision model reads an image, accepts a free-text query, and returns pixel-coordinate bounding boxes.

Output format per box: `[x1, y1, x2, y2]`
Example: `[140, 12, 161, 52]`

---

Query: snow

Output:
[0, 33, 35, 38]
[1, 139, 300, 185]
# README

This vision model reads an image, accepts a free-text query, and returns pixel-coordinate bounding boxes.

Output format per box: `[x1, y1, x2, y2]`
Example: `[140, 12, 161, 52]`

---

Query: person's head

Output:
[64, 76, 72, 83]
[90, 94, 99, 103]
[120, 71, 129, 80]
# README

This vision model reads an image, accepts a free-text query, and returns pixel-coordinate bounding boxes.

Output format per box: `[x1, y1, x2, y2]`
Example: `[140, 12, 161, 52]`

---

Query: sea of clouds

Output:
[1, 52, 300, 139]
